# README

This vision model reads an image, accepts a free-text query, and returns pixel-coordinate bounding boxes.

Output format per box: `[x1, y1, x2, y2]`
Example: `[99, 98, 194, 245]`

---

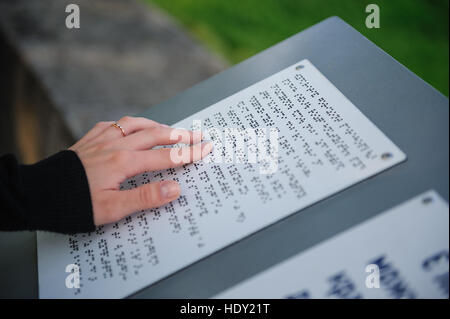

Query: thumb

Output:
[97, 180, 181, 224]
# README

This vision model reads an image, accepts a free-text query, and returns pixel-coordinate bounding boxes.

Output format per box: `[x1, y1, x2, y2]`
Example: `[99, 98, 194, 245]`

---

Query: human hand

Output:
[69, 116, 212, 226]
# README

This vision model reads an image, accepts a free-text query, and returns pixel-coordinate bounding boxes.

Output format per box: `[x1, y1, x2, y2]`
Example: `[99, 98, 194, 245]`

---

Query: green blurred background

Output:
[146, 0, 449, 96]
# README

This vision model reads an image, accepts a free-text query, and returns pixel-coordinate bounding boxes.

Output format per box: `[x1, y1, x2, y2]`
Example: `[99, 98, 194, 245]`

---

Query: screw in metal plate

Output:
[422, 196, 433, 205]
[295, 65, 304, 70]
[381, 152, 393, 160]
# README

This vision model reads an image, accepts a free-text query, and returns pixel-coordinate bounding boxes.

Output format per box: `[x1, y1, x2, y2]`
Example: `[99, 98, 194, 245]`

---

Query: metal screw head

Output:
[422, 196, 433, 205]
[295, 65, 304, 70]
[381, 152, 393, 160]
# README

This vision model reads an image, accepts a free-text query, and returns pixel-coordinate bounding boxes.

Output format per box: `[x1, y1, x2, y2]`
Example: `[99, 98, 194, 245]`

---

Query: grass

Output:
[146, 0, 449, 96]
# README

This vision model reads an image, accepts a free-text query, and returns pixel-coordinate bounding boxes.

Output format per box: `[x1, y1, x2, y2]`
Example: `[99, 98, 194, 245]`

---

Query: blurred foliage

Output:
[147, 0, 449, 96]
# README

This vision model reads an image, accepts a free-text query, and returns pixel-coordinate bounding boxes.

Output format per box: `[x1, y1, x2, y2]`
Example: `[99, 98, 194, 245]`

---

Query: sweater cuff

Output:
[20, 150, 95, 234]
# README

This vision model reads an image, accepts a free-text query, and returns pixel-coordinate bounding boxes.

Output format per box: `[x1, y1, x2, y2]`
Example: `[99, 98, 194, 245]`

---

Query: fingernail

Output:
[160, 181, 180, 199]
[161, 124, 171, 128]
[201, 141, 213, 156]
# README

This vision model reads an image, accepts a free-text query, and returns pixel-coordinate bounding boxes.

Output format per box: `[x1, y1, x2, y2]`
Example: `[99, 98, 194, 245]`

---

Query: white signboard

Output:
[215, 190, 449, 299]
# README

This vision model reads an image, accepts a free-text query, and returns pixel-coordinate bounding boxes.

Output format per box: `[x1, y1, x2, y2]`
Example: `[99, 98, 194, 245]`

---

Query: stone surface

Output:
[0, 0, 226, 159]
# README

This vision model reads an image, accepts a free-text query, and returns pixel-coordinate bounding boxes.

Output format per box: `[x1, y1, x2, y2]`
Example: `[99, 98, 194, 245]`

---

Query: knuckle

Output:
[138, 185, 160, 208]
[146, 126, 160, 135]
[94, 141, 109, 152]
[120, 116, 134, 124]
[94, 195, 116, 224]
[110, 150, 130, 164]
[96, 121, 113, 129]
[145, 127, 162, 142]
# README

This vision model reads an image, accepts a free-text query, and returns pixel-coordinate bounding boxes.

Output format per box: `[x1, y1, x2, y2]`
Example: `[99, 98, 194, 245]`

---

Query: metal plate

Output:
[215, 190, 449, 299]
[37, 59, 406, 298]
